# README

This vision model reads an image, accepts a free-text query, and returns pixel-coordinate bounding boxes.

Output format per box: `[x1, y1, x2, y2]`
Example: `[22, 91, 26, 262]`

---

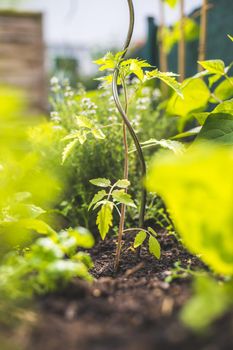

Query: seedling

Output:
[89, 178, 136, 240]
[131, 227, 161, 260]
[94, 0, 182, 270]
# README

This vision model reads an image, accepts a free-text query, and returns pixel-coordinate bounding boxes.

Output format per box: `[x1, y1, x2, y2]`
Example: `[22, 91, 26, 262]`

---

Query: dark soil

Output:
[6, 232, 233, 350]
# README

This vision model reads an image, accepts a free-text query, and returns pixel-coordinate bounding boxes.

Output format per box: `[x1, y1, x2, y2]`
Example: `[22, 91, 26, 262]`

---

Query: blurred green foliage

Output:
[0, 85, 94, 326]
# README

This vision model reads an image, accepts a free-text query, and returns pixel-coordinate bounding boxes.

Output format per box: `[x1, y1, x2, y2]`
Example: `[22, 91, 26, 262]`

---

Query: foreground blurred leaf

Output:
[146, 144, 233, 275]
[181, 276, 233, 331]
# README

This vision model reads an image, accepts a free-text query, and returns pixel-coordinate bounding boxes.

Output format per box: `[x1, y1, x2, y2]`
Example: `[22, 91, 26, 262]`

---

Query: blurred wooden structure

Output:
[0, 10, 46, 112]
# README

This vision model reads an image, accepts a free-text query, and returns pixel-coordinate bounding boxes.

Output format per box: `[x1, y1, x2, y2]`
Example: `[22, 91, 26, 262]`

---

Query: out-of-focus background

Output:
[0, 0, 232, 112]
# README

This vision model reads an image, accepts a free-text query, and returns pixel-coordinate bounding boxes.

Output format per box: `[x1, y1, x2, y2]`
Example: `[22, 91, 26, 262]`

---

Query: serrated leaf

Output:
[63, 131, 81, 141]
[91, 128, 105, 139]
[112, 190, 136, 208]
[198, 60, 225, 75]
[76, 115, 93, 129]
[115, 179, 131, 189]
[149, 235, 161, 259]
[140, 139, 185, 155]
[93, 199, 108, 210]
[62, 139, 78, 164]
[88, 190, 107, 210]
[63, 130, 87, 145]
[96, 203, 113, 240]
[134, 231, 147, 248]
[89, 178, 111, 187]
[146, 70, 182, 97]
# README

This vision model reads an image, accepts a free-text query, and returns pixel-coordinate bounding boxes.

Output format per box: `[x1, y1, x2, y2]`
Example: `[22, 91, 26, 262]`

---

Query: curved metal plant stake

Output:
[113, 0, 147, 270]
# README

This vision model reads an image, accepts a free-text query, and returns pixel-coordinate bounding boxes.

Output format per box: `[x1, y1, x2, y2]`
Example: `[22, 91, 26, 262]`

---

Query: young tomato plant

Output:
[132, 227, 161, 260]
[89, 178, 136, 240]
[94, 0, 182, 270]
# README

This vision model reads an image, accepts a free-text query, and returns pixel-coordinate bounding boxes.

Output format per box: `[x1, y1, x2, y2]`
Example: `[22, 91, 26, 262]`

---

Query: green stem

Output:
[114, 77, 129, 272]
[112, 0, 147, 261]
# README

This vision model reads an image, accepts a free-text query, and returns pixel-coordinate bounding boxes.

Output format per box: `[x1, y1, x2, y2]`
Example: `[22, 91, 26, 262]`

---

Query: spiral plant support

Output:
[112, 0, 147, 245]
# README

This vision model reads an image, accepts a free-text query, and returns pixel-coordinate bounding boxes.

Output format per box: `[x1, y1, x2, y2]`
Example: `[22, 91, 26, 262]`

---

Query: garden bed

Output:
[22, 233, 232, 350]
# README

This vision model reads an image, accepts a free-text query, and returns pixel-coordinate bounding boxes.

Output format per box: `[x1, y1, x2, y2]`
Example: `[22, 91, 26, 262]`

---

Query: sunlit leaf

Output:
[146, 144, 233, 275]
[167, 78, 210, 117]
[90, 178, 111, 187]
[96, 202, 113, 240]
[115, 179, 131, 189]
[198, 60, 225, 75]
[149, 236, 161, 259]
[62, 139, 78, 164]
[134, 231, 147, 248]
[88, 190, 107, 210]
[112, 190, 136, 208]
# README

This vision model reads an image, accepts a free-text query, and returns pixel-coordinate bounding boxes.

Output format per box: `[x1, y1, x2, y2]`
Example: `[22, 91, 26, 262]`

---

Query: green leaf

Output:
[115, 179, 131, 189]
[191, 113, 209, 125]
[208, 74, 221, 88]
[227, 34, 233, 42]
[19, 218, 56, 235]
[112, 190, 136, 208]
[68, 227, 95, 248]
[181, 276, 232, 331]
[96, 203, 113, 240]
[140, 139, 185, 155]
[76, 115, 93, 129]
[146, 70, 182, 97]
[149, 236, 161, 259]
[211, 78, 233, 102]
[167, 78, 210, 117]
[148, 227, 158, 237]
[89, 178, 111, 188]
[91, 128, 105, 140]
[146, 144, 233, 275]
[213, 99, 233, 114]
[63, 131, 87, 145]
[134, 231, 147, 248]
[62, 139, 78, 164]
[172, 126, 202, 139]
[198, 60, 225, 75]
[195, 113, 233, 145]
[88, 190, 107, 210]
[130, 61, 144, 81]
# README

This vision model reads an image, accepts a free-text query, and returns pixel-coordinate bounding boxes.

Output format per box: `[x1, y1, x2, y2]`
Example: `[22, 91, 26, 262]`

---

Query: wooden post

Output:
[159, 0, 168, 94]
[198, 0, 208, 70]
[178, 0, 185, 82]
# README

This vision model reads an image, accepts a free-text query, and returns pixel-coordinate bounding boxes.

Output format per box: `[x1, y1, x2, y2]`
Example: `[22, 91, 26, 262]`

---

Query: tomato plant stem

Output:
[112, 0, 147, 266]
